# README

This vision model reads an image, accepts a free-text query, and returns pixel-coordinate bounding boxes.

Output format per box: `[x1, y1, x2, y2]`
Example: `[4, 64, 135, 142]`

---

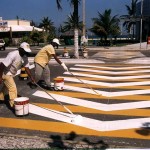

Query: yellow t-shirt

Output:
[34, 44, 55, 67]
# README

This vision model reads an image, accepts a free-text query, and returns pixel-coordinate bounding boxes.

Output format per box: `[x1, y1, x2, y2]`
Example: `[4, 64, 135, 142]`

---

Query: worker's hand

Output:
[61, 62, 68, 71]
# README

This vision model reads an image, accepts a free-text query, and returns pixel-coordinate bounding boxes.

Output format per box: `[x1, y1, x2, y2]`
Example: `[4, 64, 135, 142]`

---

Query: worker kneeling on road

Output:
[0, 42, 35, 109]
[34, 38, 68, 90]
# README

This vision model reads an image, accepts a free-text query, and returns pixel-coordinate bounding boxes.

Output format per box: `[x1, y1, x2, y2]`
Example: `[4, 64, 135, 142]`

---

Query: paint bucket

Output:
[14, 97, 29, 116]
[19, 67, 28, 80]
[64, 51, 69, 57]
[83, 51, 88, 58]
[54, 78, 64, 91]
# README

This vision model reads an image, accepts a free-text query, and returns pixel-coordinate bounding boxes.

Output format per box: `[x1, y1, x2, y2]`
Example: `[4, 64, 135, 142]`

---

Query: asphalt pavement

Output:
[0, 43, 150, 149]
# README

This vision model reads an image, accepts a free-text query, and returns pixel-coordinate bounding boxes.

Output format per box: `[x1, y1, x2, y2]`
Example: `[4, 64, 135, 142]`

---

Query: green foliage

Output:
[3, 38, 10, 46]
[123, 0, 138, 37]
[30, 30, 42, 45]
[19, 36, 32, 44]
[61, 13, 83, 32]
[90, 9, 120, 40]
[38, 17, 56, 43]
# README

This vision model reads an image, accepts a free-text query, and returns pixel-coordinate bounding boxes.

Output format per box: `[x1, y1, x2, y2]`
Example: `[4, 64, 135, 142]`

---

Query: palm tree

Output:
[123, 0, 138, 39]
[39, 17, 56, 42]
[90, 9, 120, 40]
[56, 0, 81, 58]
[62, 13, 82, 32]
[39, 17, 55, 33]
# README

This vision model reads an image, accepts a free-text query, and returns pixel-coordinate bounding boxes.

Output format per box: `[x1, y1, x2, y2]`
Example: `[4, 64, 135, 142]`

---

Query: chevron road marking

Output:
[64, 71, 150, 80]
[33, 91, 150, 111]
[33, 103, 150, 117]
[29, 104, 150, 132]
[62, 84, 150, 97]
[75, 64, 150, 70]
[70, 67, 150, 74]
[0, 117, 149, 140]
[50, 91, 150, 101]
[1, 63, 149, 139]
[60, 76, 150, 87]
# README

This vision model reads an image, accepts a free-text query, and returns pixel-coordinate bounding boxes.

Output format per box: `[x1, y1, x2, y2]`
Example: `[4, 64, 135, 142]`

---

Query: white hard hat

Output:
[20, 42, 31, 53]
[52, 38, 61, 45]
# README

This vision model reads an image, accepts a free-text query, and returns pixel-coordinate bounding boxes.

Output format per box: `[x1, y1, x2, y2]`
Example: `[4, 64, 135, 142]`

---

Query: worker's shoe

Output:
[45, 85, 54, 91]
[37, 80, 54, 91]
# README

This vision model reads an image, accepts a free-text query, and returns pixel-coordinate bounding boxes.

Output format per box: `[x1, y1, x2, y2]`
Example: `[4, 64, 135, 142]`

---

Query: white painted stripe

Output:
[70, 67, 150, 74]
[63, 84, 150, 97]
[75, 64, 150, 70]
[64, 72, 150, 80]
[29, 104, 150, 131]
[33, 91, 150, 111]
[61, 76, 150, 87]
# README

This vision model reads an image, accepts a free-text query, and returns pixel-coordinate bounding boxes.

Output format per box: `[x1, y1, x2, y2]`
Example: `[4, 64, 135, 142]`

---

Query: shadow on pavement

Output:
[48, 131, 109, 149]
[135, 122, 150, 136]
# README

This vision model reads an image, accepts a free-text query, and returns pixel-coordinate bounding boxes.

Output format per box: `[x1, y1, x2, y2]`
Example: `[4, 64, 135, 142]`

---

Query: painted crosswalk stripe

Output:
[70, 67, 150, 74]
[28, 104, 150, 131]
[64, 71, 150, 80]
[61, 76, 150, 87]
[63, 84, 150, 97]
[33, 103, 150, 117]
[0, 117, 149, 140]
[75, 64, 150, 70]
[33, 91, 150, 111]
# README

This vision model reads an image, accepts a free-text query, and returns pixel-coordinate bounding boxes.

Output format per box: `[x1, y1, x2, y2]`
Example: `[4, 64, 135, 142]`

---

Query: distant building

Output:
[136, 0, 150, 41]
[0, 17, 43, 44]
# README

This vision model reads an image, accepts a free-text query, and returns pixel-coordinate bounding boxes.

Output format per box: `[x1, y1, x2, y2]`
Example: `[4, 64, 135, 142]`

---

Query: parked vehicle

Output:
[0, 39, 5, 50]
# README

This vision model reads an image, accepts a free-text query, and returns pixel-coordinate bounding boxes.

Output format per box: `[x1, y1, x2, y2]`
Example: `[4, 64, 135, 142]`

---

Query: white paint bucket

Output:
[64, 52, 69, 57]
[14, 97, 29, 116]
[83, 51, 88, 58]
[54, 78, 64, 91]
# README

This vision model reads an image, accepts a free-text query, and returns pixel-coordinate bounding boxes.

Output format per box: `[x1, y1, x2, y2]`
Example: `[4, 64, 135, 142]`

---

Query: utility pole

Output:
[82, 0, 86, 37]
[140, 0, 144, 50]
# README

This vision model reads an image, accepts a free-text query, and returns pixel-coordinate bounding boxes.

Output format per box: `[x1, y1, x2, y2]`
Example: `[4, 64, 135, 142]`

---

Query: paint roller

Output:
[68, 71, 101, 96]
[34, 83, 82, 123]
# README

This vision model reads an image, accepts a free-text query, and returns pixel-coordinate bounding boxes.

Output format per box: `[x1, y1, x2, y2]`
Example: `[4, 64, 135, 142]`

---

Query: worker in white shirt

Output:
[0, 42, 35, 109]
[34, 38, 68, 90]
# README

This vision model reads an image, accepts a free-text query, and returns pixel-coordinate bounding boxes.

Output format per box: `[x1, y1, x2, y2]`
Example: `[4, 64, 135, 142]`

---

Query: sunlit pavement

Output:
[0, 44, 150, 149]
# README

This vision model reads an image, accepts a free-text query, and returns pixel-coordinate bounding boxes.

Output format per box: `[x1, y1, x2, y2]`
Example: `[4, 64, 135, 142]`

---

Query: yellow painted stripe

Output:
[76, 67, 150, 71]
[69, 71, 150, 77]
[84, 64, 142, 66]
[67, 77, 150, 82]
[65, 82, 150, 90]
[49, 91, 150, 101]
[0, 118, 149, 140]
[33, 103, 150, 117]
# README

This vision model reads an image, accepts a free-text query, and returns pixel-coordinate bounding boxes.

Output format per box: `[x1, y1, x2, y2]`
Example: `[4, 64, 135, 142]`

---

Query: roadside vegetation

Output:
[3, 0, 140, 49]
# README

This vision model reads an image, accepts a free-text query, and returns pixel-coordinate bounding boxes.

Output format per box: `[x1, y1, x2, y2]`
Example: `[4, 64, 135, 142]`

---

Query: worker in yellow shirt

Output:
[34, 38, 68, 90]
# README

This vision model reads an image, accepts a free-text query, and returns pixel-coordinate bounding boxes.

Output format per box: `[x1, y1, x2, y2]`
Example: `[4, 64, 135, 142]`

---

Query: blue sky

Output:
[0, 0, 131, 29]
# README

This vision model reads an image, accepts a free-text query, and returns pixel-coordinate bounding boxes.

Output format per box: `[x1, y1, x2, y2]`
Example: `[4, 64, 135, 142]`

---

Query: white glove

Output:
[61, 62, 68, 71]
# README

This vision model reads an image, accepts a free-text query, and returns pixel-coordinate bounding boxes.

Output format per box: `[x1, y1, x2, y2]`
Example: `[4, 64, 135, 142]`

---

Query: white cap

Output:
[20, 42, 31, 53]
[52, 38, 61, 45]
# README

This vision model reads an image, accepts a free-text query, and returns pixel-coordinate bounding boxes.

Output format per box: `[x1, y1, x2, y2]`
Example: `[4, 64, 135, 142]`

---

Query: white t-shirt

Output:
[2, 50, 30, 76]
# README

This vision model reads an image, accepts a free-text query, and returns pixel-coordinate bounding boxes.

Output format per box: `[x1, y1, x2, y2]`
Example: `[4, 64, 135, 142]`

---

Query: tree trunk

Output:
[73, 0, 79, 58]
[74, 28, 79, 58]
